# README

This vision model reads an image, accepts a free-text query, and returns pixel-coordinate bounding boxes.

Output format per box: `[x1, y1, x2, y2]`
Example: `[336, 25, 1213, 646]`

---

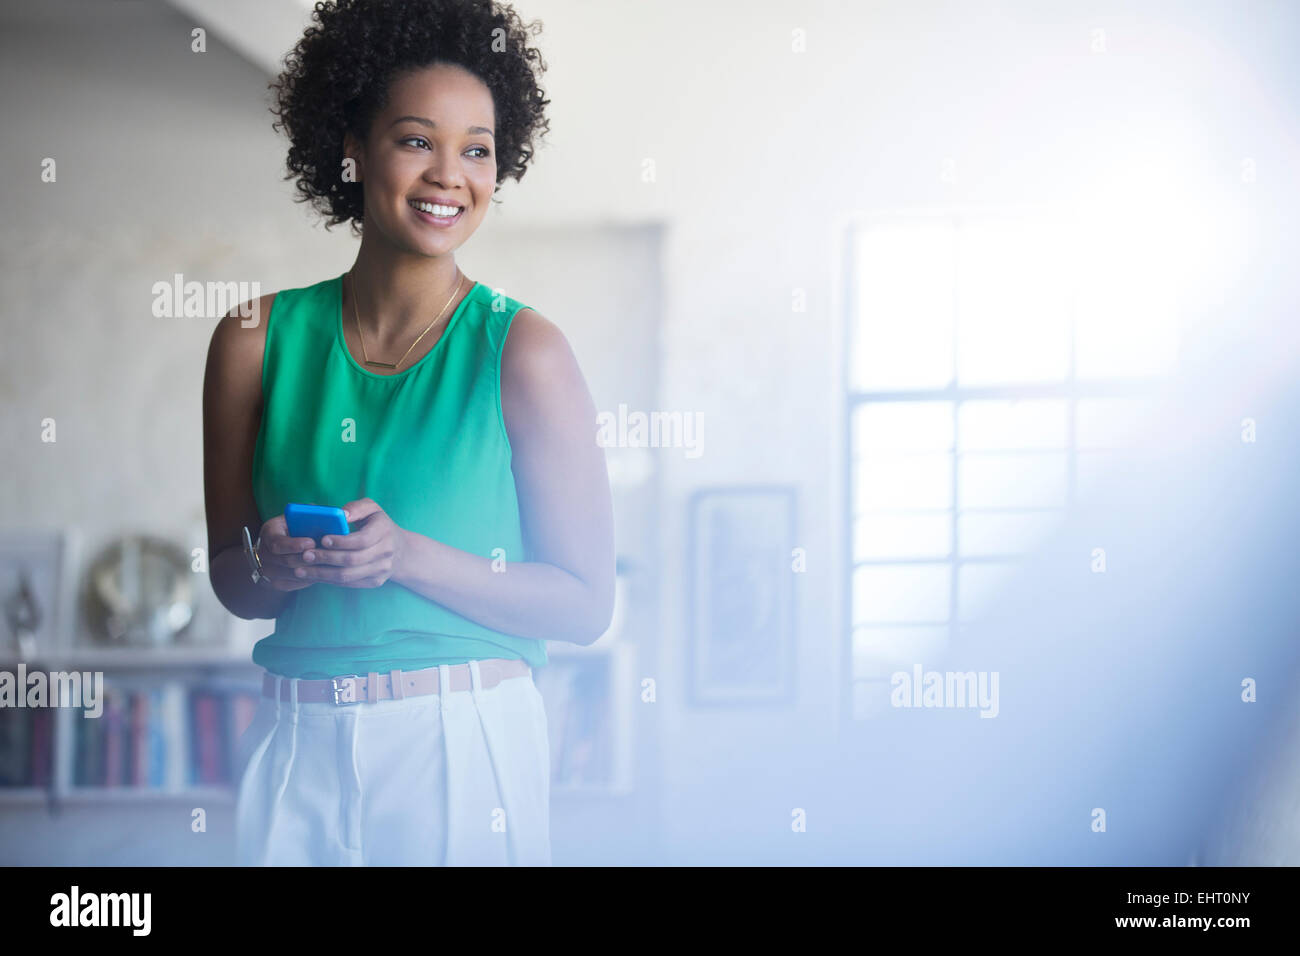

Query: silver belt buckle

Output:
[330, 674, 361, 705]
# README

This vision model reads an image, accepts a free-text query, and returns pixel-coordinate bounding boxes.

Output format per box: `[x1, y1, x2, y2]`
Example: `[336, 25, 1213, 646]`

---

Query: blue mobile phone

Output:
[284, 503, 350, 543]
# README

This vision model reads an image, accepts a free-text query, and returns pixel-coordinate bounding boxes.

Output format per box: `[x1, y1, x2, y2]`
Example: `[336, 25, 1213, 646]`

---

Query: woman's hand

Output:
[297, 497, 407, 588]
[255, 514, 317, 591]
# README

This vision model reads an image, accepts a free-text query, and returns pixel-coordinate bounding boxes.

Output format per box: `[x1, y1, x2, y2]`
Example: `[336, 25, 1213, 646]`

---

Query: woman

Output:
[201, 0, 615, 866]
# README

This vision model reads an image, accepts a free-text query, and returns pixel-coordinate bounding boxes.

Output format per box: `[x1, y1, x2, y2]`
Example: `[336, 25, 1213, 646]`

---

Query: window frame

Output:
[840, 208, 1165, 724]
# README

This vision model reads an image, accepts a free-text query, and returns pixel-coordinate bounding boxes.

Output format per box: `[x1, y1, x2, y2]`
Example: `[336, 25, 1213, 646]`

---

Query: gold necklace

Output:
[350, 269, 464, 370]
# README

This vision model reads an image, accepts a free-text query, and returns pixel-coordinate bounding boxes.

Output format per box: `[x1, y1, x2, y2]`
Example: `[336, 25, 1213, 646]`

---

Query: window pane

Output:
[854, 512, 952, 560]
[1075, 244, 1180, 379]
[847, 214, 1177, 720]
[1076, 447, 1168, 516]
[958, 399, 1066, 450]
[957, 559, 1028, 623]
[852, 563, 951, 624]
[853, 679, 894, 719]
[853, 453, 953, 511]
[1077, 449, 1129, 498]
[958, 451, 1067, 508]
[852, 625, 950, 679]
[959, 510, 1062, 557]
[1077, 397, 1156, 450]
[851, 220, 955, 390]
[852, 401, 953, 453]
[956, 219, 1070, 386]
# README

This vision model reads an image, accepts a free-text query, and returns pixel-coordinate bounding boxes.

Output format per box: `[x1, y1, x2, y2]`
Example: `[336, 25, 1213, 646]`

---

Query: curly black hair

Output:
[269, 0, 550, 233]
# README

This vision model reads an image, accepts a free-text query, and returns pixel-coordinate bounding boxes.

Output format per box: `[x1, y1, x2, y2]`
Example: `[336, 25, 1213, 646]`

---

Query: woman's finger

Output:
[271, 550, 315, 570]
[299, 546, 353, 567]
[339, 497, 380, 523]
[303, 543, 378, 569]
[264, 534, 315, 554]
[298, 556, 390, 585]
[318, 526, 373, 550]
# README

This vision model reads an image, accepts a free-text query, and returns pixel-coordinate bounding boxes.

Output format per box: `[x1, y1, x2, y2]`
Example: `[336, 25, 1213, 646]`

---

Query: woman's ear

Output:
[342, 130, 363, 183]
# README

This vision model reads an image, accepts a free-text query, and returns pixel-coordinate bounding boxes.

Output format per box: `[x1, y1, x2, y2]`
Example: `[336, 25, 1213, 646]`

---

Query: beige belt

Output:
[261, 658, 532, 705]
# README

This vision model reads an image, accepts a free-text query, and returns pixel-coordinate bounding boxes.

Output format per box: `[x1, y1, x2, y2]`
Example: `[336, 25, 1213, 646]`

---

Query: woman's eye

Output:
[400, 137, 489, 160]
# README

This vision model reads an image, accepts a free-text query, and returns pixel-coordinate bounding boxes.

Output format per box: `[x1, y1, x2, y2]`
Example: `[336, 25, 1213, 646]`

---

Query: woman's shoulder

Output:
[207, 274, 338, 374]
[209, 290, 276, 362]
[204, 289, 278, 419]
[213, 274, 335, 327]
[499, 300, 577, 381]
[469, 280, 535, 348]
[468, 278, 560, 347]
[472, 278, 534, 315]
[215, 274, 339, 338]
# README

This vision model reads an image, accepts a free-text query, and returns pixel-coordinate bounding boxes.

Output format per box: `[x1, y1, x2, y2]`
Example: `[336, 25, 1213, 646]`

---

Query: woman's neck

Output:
[346, 241, 465, 345]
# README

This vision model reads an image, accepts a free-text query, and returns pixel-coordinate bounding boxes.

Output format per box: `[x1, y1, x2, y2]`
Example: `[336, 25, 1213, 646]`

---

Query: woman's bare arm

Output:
[387, 307, 617, 645]
[202, 293, 294, 620]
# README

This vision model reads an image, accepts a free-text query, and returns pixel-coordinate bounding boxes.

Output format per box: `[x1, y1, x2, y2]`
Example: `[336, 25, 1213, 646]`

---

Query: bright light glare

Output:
[1065, 155, 1249, 379]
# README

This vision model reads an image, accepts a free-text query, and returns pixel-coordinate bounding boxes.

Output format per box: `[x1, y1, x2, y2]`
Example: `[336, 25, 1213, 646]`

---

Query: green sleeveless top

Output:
[250, 272, 547, 679]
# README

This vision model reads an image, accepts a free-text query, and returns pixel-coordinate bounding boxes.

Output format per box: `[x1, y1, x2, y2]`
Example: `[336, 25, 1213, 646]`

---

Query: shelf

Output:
[0, 786, 237, 806]
[2, 611, 638, 804]
[0, 787, 52, 805]
[57, 786, 235, 804]
[0, 645, 259, 670]
[552, 783, 633, 797]
[4, 782, 621, 803]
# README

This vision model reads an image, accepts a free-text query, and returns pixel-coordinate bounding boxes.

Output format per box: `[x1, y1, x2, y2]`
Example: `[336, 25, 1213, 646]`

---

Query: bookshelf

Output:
[0, 646, 261, 809]
[0, 645, 256, 669]
[1, 572, 640, 807]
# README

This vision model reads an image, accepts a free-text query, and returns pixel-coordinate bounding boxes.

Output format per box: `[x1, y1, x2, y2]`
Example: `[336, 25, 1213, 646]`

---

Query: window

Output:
[844, 211, 1172, 720]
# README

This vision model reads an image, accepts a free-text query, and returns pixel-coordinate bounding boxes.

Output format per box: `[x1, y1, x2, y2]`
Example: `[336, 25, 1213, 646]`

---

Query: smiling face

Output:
[344, 62, 498, 256]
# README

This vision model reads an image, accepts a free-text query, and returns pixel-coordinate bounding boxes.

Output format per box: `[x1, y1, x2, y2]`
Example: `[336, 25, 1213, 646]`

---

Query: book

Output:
[148, 687, 167, 789]
[103, 688, 123, 787]
[29, 708, 52, 787]
[129, 692, 148, 787]
[0, 708, 30, 786]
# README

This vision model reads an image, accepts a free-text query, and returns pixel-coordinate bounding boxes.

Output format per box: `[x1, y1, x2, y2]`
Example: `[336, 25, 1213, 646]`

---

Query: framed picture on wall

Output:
[688, 485, 797, 705]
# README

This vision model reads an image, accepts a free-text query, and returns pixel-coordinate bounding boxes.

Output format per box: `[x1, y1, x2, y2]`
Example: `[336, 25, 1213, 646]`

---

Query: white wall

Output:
[3, 0, 1299, 864]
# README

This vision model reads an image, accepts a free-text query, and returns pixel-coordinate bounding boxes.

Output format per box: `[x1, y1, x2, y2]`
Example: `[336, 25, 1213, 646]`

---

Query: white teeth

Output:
[409, 200, 462, 218]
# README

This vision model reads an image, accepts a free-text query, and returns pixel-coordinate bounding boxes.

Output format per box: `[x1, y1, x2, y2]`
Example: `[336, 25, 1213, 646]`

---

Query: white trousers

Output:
[234, 661, 552, 866]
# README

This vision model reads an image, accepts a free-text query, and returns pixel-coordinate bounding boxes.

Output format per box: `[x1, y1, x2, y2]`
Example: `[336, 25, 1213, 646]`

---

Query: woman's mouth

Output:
[408, 200, 465, 226]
